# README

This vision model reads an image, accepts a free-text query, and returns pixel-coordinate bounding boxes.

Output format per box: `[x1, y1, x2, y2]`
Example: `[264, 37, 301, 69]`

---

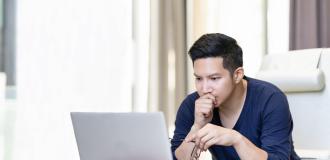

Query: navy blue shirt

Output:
[171, 77, 300, 160]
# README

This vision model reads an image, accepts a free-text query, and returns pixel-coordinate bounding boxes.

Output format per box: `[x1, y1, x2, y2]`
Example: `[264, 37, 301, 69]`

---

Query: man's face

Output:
[193, 57, 235, 108]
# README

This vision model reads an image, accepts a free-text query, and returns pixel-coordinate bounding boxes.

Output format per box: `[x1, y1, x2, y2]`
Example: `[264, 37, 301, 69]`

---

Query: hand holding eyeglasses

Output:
[185, 123, 242, 151]
[169, 138, 201, 160]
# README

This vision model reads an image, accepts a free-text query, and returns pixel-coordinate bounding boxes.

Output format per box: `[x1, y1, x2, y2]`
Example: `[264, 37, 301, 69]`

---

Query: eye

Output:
[195, 77, 202, 81]
[211, 77, 220, 81]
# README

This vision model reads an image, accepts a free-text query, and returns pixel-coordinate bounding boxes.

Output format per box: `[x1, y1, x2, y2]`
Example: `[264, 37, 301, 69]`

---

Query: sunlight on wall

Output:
[13, 0, 133, 160]
[187, 0, 266, 93]
[17, 0, 133, 110]
[215, 0, 266, 77]
[267, 0, 290, 54]
[132, 0, 150, 112]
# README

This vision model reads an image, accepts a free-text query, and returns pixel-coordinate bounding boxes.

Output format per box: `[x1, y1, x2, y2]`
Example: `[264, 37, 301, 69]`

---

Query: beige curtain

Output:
[148, 0, 187, 127]
[290, 0, 330, 50]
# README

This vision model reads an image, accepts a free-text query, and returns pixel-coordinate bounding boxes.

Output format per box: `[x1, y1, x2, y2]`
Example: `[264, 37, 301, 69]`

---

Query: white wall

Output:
[13, 0, 133, 159]
[16, 0, 133, 110]
[215, 0, 266, 77]
[267, 0, 290, 54]
[186, 0, 267, 93]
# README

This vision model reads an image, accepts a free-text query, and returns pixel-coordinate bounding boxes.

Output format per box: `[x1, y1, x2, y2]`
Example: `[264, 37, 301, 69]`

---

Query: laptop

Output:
[71, 112, 173, 160]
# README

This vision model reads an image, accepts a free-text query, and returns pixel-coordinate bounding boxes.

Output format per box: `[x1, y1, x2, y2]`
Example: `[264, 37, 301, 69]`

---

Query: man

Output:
[171, 33, 300, 160]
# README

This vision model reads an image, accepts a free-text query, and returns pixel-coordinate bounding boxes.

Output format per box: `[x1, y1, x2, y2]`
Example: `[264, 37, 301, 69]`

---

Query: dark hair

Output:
[188, 33, 243, 75]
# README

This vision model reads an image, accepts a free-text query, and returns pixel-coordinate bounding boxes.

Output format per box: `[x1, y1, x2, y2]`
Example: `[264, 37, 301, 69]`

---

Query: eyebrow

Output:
[193, 73, 221, 77]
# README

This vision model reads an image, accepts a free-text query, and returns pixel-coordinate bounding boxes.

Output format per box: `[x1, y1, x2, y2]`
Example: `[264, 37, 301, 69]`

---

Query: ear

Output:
[233, 67, 244, 84]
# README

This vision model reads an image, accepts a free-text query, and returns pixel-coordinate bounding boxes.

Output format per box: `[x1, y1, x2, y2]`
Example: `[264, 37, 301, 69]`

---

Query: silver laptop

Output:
[71, 112, 173, 160]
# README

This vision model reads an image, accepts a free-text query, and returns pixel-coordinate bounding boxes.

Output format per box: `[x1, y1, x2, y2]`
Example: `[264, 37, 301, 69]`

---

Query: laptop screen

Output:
[71, 112, 173, 160]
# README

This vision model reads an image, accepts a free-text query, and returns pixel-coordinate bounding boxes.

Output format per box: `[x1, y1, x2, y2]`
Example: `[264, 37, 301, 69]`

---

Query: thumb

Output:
[185, 134, 196, 143]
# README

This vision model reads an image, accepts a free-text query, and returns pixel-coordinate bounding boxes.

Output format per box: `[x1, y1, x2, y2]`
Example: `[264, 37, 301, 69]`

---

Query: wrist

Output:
[232, 130, 244, 147]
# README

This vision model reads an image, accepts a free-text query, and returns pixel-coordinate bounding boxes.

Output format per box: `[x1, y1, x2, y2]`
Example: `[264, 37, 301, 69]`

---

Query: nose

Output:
[201, 80, 213, 94]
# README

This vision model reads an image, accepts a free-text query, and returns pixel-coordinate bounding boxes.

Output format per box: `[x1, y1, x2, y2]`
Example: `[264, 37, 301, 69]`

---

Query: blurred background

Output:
[0, 0, 330, 159]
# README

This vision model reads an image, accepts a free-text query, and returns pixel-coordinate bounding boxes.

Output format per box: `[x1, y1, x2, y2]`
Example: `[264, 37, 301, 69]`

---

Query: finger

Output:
[198, 108, 213, 117]
[190, 144, 202, 160]
[195, 103, 213, 116]
[197, 124, 214, 138]
[196, 97, 214, 108]
[200, 133, 214, 150]
[196, 101, 213, 109]
[185, 133, 195, 143]
[199, 98, 215, 106]
[204, 137, 218, 150]
[195, 99, 214, 108]
[196, 101, 214, 109]
[197, 125, 214, 149]
[194, 135, 200, 148]
[195, 146, 202, 158]
[194, 129, 209, 148]
[201, 93, 216, 101]
[196, 104, 214, 112]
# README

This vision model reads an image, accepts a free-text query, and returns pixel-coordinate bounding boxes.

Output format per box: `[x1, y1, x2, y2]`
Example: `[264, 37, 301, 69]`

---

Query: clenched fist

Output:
[194, 93, 216, 129]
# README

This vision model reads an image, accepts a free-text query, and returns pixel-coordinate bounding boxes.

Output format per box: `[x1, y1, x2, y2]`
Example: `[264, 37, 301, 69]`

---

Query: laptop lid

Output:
[71, 112, 173, 160]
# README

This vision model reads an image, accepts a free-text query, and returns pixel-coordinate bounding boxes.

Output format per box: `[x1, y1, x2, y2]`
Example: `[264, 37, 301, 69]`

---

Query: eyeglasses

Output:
[190, 143, 202, 160]
[169, 138, 201, 160]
